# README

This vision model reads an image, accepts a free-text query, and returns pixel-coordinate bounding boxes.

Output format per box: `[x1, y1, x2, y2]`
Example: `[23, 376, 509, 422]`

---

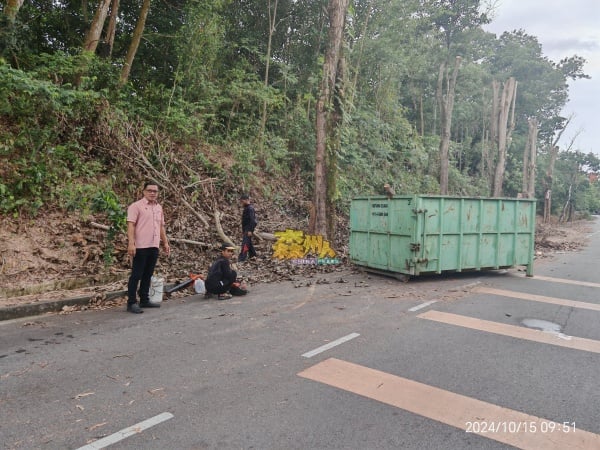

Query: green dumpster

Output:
[349, 195, 536, 277]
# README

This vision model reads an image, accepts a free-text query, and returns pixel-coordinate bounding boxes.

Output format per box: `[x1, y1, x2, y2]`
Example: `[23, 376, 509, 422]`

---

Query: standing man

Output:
[239, 193, 257, 261]
[126, 181, 170, 313]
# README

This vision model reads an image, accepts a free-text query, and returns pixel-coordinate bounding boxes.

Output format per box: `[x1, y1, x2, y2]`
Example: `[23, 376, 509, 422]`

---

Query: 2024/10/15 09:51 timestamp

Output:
[466, 421, 576, 434]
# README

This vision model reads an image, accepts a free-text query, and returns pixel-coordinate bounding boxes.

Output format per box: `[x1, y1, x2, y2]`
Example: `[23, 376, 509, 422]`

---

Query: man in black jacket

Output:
[239, 194, 257, 261]
[205, 243, 238, 300]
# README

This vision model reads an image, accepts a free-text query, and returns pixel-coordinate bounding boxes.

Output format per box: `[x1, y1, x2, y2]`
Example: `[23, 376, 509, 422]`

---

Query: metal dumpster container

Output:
[349, 195, 536, 277]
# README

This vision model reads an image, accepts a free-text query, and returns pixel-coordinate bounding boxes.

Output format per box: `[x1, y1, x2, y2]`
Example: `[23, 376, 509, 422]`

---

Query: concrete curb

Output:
[0, 282, 181, 321]
[0, 290, 128, 321]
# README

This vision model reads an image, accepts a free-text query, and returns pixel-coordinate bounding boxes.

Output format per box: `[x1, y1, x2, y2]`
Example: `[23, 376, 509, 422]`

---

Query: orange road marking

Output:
[298, 358, 600, 450]
[473, 286, 600, 311]
[417, 310, 600, 353]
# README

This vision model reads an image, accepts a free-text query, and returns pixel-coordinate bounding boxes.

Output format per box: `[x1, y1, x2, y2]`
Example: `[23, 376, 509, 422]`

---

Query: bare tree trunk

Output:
[419, 94, 424, 137]
[522, 126, 531, 195]
[258, 0, 278, 145]
[525, 118, 538, 197]
[83, 0, 112, 52]
[492, 77, 517, 197]
[4, 0, 24, 23]
[480, 87, 490, 181]
[3, 0, 25, 65]
[436, 56, 461, 195]
[543, 116, 573, 222]
[559, 184, 573, 223]
[311, 0, 349, 239]
[349, 1, 372, 107]
[119, 0, 151, 86]
[104, 0, 120, 57]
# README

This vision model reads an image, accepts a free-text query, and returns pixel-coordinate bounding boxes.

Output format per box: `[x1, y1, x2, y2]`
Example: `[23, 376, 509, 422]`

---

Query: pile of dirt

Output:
[0, 202, 346, 309]
[534, 219, 592, 256]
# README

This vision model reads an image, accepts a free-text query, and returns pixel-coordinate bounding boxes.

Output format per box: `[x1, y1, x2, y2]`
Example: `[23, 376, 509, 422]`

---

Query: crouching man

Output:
[205, 243, 247, 300]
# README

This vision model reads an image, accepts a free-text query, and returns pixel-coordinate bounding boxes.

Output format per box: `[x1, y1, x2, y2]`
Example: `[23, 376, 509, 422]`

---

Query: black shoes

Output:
[230, 286, 248, 296]
[127, 303, 144, 314]
[140, 301, 161, 308]
[127, 301, 159, 313]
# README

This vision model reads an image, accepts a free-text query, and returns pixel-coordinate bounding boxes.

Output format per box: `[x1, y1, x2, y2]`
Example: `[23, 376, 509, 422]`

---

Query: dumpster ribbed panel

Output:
[349, 195, 536, 277]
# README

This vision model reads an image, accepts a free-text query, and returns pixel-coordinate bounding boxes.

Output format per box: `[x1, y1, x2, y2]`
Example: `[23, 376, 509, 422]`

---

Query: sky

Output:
[483, 0, 600, 155]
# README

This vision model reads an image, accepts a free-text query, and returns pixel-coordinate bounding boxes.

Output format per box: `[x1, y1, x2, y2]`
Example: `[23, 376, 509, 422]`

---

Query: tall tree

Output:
[258, 0, 279, 145]
[437, 55, 461, 194]
[521, 117, 538, 198]
[83, 0, 112, 52]
[103, 0, 120, 57]
[119, 0, 151, 86]
[491, 77, 517, 196]
[311, 0, 349, 239]
[3, 0, 24, 23]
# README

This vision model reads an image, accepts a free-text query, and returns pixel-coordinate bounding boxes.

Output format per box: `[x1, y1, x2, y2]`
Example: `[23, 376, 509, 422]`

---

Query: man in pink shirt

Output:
[126, 181, 170, 313]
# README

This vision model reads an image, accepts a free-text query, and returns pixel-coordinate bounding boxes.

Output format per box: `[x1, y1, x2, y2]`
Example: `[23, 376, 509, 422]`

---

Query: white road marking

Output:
[76, 412, 174, 450]
[302, 332, 360, 358]
[408, 300, 438, 312]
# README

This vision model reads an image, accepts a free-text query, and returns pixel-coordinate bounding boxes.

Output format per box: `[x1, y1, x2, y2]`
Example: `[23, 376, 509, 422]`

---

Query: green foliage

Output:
[91, 190, 126, 267]
[0, 62, 102, 215]
[1, 0, 598, 227]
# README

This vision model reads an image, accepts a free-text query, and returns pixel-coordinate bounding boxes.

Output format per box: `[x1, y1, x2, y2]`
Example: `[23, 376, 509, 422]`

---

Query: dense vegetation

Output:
[1, 0, 599, 237]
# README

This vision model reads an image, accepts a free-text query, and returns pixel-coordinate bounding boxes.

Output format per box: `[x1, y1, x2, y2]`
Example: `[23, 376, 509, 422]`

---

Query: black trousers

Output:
[205, 270, 238, 294]
[239, 234, 256, 261]
[127, 247, 159, 305]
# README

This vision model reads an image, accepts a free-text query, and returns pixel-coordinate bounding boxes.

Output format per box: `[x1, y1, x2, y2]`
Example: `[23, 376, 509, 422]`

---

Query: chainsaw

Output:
[164, 273, 204, 296]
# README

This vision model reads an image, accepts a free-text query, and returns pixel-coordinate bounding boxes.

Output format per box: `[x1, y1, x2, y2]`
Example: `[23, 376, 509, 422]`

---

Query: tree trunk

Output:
[103, 0, 120, 57]
[258, 0, 278, 146]
[436, 56, 461, 195]
[4, 0, 24, 23]
[119, 0, 151, 86]
[83, 0, 112, 52]
[3, 0, 25, 65]
[311, 0, 349, 239]
[525, 118, 538, 197]
[543, 116, 572, 222]
[492, 77, 517, 197]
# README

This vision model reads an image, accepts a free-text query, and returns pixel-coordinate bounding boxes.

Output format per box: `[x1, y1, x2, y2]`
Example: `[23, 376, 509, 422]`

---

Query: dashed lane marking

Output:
[76, 412, 174, 449]
[417, 310, 600, 353]
[473, 286, 600, 311]
[408, 300, 438, 312]
[302, 333, 360, 358]
[298, 358, 600, 450]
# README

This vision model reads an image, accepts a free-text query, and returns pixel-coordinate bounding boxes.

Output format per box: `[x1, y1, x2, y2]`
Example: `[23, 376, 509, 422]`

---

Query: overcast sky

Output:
[483, 0, 600, 155]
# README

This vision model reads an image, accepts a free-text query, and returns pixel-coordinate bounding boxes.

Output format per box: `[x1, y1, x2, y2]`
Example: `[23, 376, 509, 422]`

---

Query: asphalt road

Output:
[1, 219, 600, 450]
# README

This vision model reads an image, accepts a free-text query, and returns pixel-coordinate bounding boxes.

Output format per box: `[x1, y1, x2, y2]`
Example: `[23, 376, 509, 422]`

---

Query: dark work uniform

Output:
[205, 256, 238, 294]
[239, 203, 257, 261]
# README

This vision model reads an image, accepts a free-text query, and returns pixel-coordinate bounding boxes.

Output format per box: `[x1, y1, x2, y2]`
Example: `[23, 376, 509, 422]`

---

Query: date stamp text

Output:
[465, 421, 576, 434]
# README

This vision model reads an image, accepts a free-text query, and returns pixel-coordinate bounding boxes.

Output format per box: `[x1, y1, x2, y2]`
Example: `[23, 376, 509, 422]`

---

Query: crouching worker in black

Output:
[205, 243, 247, 300]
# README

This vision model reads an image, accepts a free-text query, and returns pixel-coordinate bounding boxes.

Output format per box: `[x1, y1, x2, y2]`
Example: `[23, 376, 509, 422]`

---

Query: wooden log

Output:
[90, 222, 207, 246]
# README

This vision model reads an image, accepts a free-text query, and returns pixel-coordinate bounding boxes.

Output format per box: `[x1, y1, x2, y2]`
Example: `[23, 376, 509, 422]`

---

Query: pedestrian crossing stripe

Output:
[298, 358, 600, 450]
[473, 286, 600, 311]
[525, 275, 600, 289]
[417, 310, 600, 353]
